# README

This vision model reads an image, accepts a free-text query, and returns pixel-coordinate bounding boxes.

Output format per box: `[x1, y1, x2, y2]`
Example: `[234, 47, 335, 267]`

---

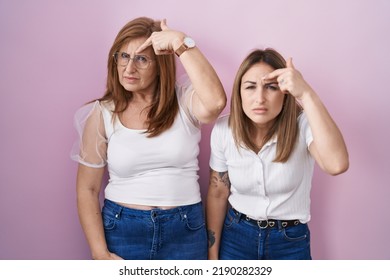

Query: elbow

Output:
[207, 184, 230, 201]
[211, 84, 227, 112]
[202, 97, 227, 124]
[327, 157, 349, 176]
[207, 188, 230, 200]
[217, 94, 227, 112]
[210, 92, 227, 119]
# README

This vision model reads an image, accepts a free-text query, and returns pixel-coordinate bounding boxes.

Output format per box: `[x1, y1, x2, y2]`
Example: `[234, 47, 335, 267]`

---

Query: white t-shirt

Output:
[209, 113, 314, 223]
[71, 82, 202, 206]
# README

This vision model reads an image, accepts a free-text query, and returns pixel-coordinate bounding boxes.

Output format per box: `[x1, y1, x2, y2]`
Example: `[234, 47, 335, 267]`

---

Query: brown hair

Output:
[229, 48, 302, 162]
[98, 17, 177, 137]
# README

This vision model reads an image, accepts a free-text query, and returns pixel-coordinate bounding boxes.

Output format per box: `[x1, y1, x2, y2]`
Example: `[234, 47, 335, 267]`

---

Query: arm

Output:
[76, 164, 122, 260]
[264, 58, 349, 175]
[175, 40, 226, 124]
[301, 89, 349, 175]
[74, 102, 122, 259]
[206, 169, 231, 260]
[136, 19, 226, 124]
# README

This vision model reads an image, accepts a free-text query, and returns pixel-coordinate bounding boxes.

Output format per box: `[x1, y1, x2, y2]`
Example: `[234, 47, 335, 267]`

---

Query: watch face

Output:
[184, 37, 195, 48]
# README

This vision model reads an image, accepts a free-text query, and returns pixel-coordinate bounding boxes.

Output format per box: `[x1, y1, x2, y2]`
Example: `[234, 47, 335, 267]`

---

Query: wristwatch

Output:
[175, 36, 196, 57]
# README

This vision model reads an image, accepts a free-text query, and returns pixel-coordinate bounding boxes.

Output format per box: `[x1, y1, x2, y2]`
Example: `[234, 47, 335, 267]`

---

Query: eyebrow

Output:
[264, 82, 278, 86]
[118, 51, 150, 58]
[242, 81, 257, 85]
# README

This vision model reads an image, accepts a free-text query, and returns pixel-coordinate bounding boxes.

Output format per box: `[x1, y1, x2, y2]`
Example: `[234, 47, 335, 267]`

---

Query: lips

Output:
[124, 76, 138, 83]
[253, 107, 267, 114]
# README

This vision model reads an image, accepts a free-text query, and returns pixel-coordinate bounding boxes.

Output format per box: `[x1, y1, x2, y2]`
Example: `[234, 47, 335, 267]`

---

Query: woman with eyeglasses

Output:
[71, 17, 226, 260]
[206, 48, 349, 260]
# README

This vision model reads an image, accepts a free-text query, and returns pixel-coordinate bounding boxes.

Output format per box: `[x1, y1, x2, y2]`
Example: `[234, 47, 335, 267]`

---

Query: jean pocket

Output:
[282, 224, 309, 242]
[223, 209, 237, 229]
[182, 207, 205, 231]
[101, 207, 117, 231]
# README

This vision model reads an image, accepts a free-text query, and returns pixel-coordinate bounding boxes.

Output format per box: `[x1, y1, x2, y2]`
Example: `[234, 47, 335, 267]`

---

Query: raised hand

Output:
[262, 58, 313, 100]
[136, 19, 184, 55]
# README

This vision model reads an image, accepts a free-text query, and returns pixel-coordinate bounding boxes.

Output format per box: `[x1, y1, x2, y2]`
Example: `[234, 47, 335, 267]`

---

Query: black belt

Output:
[232, 208, 301, 229]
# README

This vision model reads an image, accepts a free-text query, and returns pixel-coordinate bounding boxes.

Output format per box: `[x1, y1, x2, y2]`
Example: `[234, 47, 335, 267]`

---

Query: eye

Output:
[265, 83, 279, 91]
[134, 55, 148, 63]
[242, 82, 257, 90]
[120, 52, 130, 59]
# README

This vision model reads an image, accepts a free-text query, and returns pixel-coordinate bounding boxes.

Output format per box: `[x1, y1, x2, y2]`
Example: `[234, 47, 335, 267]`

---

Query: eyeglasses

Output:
[113, 52, 154, 69]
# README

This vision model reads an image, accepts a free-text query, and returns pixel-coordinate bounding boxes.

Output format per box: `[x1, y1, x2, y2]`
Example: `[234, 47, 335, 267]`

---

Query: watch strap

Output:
[174, 37, 195, 57]
[175, 43, 188, 57]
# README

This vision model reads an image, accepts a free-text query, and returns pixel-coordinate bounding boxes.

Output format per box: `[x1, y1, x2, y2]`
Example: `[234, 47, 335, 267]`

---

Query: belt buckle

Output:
[257, 220, 268, 229]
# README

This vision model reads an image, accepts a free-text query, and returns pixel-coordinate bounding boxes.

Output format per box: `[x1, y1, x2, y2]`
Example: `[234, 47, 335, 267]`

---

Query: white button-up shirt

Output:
[210, 113, 314, 223]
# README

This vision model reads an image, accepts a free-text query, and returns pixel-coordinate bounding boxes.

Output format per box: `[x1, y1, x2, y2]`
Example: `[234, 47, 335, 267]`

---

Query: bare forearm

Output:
[77, 189, 110, 259]
[206, 170, 230, 259]
[76, 165, 111, 259]
[206, 194, 228, 259]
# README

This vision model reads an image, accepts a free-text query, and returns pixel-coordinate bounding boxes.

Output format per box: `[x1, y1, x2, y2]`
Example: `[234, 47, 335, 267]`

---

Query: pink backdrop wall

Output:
[1, 0, 389, 259]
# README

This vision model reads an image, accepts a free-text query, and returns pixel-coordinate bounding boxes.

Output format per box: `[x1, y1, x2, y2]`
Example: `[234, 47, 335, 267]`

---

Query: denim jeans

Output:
[102, 199, 207, 260]
[219, 207, 312, 260]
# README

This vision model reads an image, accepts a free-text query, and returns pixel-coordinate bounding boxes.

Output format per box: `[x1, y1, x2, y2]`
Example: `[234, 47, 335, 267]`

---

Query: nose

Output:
[255, 88, 266, 104]
[124, 58, 136, 72]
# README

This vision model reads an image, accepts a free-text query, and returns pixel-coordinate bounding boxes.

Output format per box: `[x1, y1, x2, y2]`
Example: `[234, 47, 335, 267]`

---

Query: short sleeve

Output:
[298, 112, 313, 148]
[176, 74, 201, 127]
[70, 101, 107, 168]
[209, 116, 228, 172]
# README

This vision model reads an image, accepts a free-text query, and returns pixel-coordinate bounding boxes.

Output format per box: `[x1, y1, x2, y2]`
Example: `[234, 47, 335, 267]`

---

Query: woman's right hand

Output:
[93, 250, 123, 260]
[136, 19, 184, 55]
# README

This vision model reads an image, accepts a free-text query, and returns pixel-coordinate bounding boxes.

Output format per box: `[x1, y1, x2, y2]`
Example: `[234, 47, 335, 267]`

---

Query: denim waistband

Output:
[231, 207, 303, 229]
[103, 199, 202, 218]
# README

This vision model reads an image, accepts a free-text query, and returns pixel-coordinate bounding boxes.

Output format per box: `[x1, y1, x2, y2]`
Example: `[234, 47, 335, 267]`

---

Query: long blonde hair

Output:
[229, 48, 302, 162]
[98, 17, 177, 137]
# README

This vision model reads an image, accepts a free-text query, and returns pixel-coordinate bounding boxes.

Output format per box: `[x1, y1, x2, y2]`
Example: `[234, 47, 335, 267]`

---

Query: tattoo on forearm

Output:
[218, 171, 230, 188]
[207, 229, 216, 248]
[210, 168, 231, 189]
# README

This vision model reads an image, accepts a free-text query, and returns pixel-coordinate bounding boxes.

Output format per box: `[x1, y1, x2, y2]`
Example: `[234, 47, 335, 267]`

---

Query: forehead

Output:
[242, 62, 275, 80]
[119, 37, 154, 55]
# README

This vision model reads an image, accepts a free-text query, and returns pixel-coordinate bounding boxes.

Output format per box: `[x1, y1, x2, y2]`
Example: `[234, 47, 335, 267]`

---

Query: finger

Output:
[262, 68, 285, 83]
[286, 57, 295, 69]
[160, 18, 169, 31]
[136, 37, 153, 53]
[155, 49, 174, 55]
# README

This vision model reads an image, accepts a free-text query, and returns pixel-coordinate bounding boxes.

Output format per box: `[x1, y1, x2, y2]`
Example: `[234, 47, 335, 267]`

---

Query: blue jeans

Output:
[220, 208, 312, 260]
[102, 199, 207, 260]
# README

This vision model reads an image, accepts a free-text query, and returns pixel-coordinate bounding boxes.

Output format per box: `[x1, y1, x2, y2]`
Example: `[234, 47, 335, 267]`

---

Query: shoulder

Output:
[297, 111, 309, 130]
[74, 100, 100, 122]
[216, 114, 229, 125]
[99, 100, 114, 113]
[214, 114, 230, 129]
[73, 100, 114, 130]
[211, 114, 230, 139]
[297, 111, 313, 145]
[75, 100, 110, 115]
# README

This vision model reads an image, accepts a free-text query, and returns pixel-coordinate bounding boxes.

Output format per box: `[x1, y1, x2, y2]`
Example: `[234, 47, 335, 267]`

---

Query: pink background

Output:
[1, 0, 389, 260]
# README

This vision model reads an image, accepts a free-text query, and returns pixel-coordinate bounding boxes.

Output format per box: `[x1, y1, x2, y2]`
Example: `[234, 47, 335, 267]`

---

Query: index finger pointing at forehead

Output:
[136, 37, 152, 53]
[262, 68, 285, 82]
